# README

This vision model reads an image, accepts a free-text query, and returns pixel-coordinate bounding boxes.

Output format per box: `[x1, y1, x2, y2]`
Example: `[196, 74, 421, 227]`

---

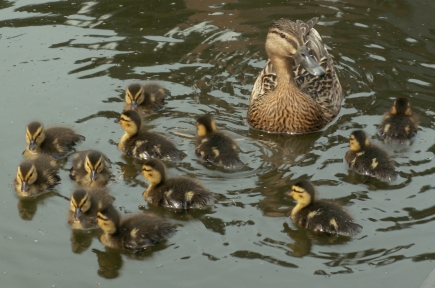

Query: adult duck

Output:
[247, 17, 342, 134]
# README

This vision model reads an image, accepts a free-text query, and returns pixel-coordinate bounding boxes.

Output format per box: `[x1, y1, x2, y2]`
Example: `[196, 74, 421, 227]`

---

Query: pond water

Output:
[1, 0, 435, 287]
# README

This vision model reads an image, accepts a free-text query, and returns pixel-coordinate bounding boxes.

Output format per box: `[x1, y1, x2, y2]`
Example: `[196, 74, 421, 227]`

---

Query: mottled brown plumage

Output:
[68, 188, 114, 230]
[378, 97, 418, 145]
[69, 150, 112, 188]
[141, 159, 214, 209]
[289, 180, 362, 236]
[97, 206, 175, 251]
[14, 155, 60, 197]
[345, 130, 397, 181]
[248, 18, 342, 134]
[116, 110, 185, 161]
[23, 121, 85, 159]
[195, 115, 243, 170]
[124, 83, 169, 116]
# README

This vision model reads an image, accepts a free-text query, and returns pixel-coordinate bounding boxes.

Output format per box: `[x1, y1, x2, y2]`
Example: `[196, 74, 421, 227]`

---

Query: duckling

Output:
[288, 180, 362, 236]
[124, 83, 169, 115]
[378, 97, 418, 145]
[97, 206, 175, 251]
[116, 110, 184, 161]
[141, 159, 214, 209]
[195, 115, 243, 170]
[14, 155, 61, 197]
[24, 121, 85, 159]
[345, 130, 397, 181]
[69, 150, 112, 188]
[68, 188, 114, 229]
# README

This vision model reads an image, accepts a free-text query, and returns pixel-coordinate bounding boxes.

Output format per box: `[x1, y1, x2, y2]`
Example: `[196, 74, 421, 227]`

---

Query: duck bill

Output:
[74, 208, 82, 220]
[21, 181, 29, 192]
[131, 101, 138, 109]
[29, 140, 37, 151]
[294, 46, 325, 76]
[90, 170, 98, 182]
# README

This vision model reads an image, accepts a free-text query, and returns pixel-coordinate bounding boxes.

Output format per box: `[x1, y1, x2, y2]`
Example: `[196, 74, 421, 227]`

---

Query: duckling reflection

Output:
[69, 150, 112, 188]
[124, 83, 169, 116]
[378, 97, 418, 145]
[17, 192, 57, 220]
[23, 121, 85, 159]
[92, 248, 123, 279]
[70, 229, 101, 254]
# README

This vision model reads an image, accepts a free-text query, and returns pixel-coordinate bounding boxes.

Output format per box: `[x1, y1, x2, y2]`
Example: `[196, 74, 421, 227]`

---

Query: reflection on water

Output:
[2, 0, 435, 287]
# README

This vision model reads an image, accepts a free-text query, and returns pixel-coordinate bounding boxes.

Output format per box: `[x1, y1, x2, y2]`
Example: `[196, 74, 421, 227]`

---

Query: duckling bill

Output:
[345, 130, 397, 181]
[288, 180, 362, 236]
[116, 110, 185, 161]
[141, 159, 214, 209]
[15, 155, 61, 197]
[24, 121, 85, 159]
[69, 150, 112, 188]
[97, 206, 175, 251]
[378, 97, 418, 145]
[195, 115, 243, 170]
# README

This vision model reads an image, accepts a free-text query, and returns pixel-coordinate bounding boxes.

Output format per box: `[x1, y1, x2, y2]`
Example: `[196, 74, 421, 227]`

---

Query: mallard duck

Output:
[124, 83, 169, 115]
[247, 17, 342, 134]
[24, 121, 85, 159]
[345, 130, 397, 181]
[195, 115, 243, 169]
[68, 188, 114, 229]
[14, 155, 61, 197]
[97, 206, 175, 251]
[116, 110, 184, 161]
[141, 158, 214, 209]
[69, 150, 112, 188]
[288, 180, 362, 236]
[378, 97, 418, 145]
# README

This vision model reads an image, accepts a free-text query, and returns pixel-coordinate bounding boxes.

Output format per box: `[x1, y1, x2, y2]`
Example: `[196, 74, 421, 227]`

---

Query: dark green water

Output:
[1, 0, 435, 287]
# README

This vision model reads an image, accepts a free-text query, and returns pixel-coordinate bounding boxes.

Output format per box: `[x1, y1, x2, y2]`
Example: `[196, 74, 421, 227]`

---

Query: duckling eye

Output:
[280, 33, 286, 39]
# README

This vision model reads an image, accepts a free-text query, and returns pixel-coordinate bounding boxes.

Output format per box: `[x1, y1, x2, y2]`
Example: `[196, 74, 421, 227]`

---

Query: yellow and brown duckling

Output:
[69, 150, 112, 188]
[288, 180, 362, 236]
[378, 97, 418, 145]
[141, 159, 214, 209]
[97, 206, 175, 251]
[116, 110, 185, 161]
[195, 115, 243, 170]
[345, 130, 397, 181]
[68, 188, 114, 229]
[247, 17, 342, 133]
[24, 121, 85, 159]
[14, 155, 61, 197]
[124, 83, 169, 115]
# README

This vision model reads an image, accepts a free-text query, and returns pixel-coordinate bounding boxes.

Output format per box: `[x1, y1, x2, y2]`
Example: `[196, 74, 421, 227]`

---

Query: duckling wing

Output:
[378, 115, 418, 145]
[128, 132, 184, 161]
[346, 147, 397, 181]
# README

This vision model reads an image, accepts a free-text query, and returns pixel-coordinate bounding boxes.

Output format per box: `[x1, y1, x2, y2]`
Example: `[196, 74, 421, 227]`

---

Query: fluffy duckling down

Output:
[378, 97, 418, 145]
[288, 180, 362, 236]
[124, 83, 169, 115]
[69, 150, 111, 188]
[345, 130, 397, 181]
[195, 115, 243, 170]
[141, 158, 214, 209]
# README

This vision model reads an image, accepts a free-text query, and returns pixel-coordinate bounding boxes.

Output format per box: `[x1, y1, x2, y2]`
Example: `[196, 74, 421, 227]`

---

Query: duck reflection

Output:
[70, 229, 101, 254]
[17, 191, 58, 220]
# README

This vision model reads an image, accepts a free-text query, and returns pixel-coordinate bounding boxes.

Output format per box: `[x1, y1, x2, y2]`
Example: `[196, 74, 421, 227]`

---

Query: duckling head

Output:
[116, 110, 142, 136]
[125, 83, 144, 109]
[97, 206, 120, 235]
[289, 180, 316, 207]
[16, 162, 38, 193]
[85, 151, 105, 182]
[196, 115, 217, 137]
[349, 130, 370, 152]
[391, 97, 412, 116]
[142, 159, 166, 185]
[26, 122, 46, 151]
[266, 18, 325, 76]
[70, 189, 91, 220]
